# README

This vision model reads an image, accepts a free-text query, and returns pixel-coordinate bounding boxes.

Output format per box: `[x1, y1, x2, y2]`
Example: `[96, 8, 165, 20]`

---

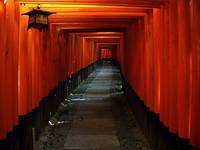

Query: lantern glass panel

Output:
[36, 14, 48, 25]
[29, 15, 35, 25]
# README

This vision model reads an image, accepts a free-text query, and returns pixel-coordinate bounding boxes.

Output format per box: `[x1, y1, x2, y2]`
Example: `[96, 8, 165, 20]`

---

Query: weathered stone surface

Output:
[64, 135, 120, 150]
[36, 62, 152, 150]
[68, 111, 113, 119]
[68, 127, 117, 135]
[70, 118, 115, 130]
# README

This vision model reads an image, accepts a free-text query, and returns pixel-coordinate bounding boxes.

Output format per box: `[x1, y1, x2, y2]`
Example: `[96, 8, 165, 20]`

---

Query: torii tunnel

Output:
[0, 0, 200, 150]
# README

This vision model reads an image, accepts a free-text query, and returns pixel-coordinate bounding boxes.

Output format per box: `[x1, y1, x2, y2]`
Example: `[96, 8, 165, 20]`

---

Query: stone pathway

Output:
[36, 61, 152, 150]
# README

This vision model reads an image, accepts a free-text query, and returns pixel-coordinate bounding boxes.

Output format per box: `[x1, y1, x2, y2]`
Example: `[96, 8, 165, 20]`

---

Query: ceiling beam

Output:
[16, 0, 168, 8]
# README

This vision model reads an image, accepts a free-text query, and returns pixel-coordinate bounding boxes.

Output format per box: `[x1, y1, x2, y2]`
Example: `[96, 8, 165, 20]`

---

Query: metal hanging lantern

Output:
[22, 8, 54, 31]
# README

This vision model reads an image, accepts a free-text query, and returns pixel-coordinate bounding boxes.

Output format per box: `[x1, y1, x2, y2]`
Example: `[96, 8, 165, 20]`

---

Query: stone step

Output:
[64, 135, 120, 150]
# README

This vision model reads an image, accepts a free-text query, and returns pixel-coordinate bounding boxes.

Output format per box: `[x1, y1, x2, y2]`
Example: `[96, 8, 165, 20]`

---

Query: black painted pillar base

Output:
[123, 78, 199, 150]
[0, 60, 99, 150]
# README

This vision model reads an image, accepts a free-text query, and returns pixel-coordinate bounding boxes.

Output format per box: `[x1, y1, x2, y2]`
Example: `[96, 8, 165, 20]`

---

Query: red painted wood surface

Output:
[0, 0, 200, 148]
[121, 0, 200, 148]
[101, 48, 112, 59]
[190, 0, 200, 147]
[0, 0, 19, 140]
[0, 2, 99, 140]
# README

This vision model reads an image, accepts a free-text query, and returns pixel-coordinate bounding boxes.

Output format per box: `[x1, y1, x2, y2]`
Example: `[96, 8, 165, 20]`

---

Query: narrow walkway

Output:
[37, 61, 152, 150]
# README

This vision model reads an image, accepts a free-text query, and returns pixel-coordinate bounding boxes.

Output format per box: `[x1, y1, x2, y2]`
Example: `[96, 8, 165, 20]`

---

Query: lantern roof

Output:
[22, 9, 54, 16]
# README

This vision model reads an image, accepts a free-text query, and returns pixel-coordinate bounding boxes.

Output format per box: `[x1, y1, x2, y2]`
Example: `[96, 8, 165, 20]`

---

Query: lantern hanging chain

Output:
[19, 3, 41, 10]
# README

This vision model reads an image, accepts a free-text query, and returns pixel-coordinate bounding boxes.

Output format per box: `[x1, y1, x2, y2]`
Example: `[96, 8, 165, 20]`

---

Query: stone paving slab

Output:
[80, 98, 110, 101]
[76, 101, 112, 108]
[85, 88, 111, 93]
[68, 127, 117, 135]
[64, 135, 120, 150]
[82, 94, 111, 99]
[64, 63, 120, 150]
[75, 102, 112, 111]
[71, 118, 115, 130]
[60, 111, 113, 121]
[86, 86, 111, 89]
[86, 87, 111, 90]
[83, 93, 109, 98]
[68, 111, 113, 118]
[36, 62, 153, 150]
